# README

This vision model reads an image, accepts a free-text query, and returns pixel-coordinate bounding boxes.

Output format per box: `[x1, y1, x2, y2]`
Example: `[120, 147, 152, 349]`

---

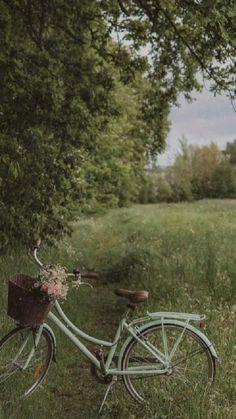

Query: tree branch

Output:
[117, 0, 130, 16]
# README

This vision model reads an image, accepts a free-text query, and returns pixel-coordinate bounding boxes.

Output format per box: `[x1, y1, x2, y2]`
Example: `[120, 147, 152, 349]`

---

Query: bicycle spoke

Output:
[0, 327, 53, 402]
[172, 348, 205, 367]
[122, 324, 215, 404]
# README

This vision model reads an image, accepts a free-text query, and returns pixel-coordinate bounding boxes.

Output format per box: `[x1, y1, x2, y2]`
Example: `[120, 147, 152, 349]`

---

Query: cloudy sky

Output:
[158, 89, 236, 165]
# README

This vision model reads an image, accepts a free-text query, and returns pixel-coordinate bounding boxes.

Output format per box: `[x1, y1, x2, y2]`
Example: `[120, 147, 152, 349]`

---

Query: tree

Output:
[224, 140, 236, 165]
[145, 140, 236, 203]
[78, 76, 148, 211]
[0, 1, 120, 250]
[109, 1, 236, 101]
[190, 143, 224, 198]
[211, 160, 236, 198]
[0, 1, 155, 250]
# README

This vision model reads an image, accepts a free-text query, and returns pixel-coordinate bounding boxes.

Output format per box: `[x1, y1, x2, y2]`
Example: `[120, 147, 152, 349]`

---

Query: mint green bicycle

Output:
[0, 246, 217, 412]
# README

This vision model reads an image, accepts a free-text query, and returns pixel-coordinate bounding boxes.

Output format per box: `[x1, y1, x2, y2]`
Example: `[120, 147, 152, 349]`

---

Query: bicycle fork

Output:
[13, 326, 44, 371]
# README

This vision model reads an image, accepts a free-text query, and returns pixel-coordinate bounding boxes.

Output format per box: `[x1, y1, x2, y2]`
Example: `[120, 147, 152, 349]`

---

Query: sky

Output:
[157, 89, 236, 166]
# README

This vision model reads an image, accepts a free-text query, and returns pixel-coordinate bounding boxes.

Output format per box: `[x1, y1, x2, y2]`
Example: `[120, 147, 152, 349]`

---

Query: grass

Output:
[0, 199, 236, 418]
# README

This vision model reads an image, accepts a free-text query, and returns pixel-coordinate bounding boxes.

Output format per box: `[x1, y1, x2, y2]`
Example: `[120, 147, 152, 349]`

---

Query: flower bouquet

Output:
[33, 264, 68, 302]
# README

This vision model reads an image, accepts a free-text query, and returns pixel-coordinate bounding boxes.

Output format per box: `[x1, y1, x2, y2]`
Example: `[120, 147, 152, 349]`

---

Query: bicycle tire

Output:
[0, 325, 54, 402]
[121, 323, 216, 404]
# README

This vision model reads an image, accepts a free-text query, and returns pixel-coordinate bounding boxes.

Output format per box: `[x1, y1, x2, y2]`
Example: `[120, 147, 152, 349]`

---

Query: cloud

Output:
[158, 89, 236, 165]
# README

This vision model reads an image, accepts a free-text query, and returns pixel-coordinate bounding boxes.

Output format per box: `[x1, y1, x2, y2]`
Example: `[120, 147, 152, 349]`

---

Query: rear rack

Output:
[147, 311, 205, 322]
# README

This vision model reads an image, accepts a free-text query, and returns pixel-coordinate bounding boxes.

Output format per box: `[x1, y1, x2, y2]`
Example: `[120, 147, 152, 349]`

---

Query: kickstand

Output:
[98, 377, 117, 415]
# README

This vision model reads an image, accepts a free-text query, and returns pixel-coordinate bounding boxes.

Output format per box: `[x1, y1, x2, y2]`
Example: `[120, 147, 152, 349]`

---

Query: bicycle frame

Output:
[44, 301, 170, 377]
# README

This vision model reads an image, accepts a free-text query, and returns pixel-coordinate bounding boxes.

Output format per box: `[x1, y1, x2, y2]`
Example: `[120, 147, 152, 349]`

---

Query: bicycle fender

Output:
[43, 323, 57, 362]
[118, 319, 218, 370]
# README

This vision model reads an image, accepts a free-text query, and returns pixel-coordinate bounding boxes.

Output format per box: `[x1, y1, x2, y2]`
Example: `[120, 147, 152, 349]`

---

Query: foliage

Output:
[176, 140, 224, 199]
[224, 139, 236, 164]
[0, 0, 151, 251]
[109, 0, 236, 99]
[78, 77, 148, 212]
[0, 0, 111, 250]
[142, 139, 236, 202]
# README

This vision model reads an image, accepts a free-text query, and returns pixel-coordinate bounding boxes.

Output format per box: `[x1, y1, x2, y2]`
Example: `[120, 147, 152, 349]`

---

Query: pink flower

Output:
[36, 265, 68, 300]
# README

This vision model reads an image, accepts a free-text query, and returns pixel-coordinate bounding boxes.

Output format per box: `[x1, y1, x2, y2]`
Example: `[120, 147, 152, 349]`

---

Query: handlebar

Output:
[32, 246, 99, 281]
[33, 246, 44, 267]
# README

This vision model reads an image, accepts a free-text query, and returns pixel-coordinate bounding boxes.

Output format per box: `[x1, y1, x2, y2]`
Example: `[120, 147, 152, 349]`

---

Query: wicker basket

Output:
[8, 274, 54, 327]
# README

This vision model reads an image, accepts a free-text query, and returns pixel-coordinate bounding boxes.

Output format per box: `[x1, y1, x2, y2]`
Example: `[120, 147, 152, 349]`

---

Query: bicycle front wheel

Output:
[121, 323, 216, 404]
[0, 326, 54, 403]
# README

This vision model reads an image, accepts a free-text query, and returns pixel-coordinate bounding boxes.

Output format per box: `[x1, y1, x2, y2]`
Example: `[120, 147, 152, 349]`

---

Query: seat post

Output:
[127, 302, 136, 310]
[123, 305, 135, 321]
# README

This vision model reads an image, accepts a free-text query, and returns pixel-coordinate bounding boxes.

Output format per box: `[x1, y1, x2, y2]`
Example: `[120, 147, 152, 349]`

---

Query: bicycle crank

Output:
[90, 350, 116, 384]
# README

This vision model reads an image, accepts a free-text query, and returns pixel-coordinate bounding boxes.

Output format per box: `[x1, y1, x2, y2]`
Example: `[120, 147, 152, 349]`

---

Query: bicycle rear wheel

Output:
[121, 323, 216, 404]
[0, 326, 54, 402]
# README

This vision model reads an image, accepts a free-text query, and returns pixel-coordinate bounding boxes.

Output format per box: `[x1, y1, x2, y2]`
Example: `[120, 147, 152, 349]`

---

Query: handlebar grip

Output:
[81, 271, 99, 279]
[73, 269, 99, 279]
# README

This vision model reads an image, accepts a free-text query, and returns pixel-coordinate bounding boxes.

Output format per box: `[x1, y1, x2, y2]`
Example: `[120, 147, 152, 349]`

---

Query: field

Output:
[0, 200, 235, 418]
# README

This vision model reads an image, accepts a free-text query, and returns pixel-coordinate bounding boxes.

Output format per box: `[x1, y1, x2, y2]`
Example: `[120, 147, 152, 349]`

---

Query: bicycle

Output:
[0, 246, 218, 413]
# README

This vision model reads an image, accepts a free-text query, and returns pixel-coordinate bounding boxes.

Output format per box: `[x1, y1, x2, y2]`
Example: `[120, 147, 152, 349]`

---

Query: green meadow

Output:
[0, 200, 235, 418]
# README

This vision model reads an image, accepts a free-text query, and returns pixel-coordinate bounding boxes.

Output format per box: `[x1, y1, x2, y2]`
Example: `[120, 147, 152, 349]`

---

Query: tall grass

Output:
[0, 200, 235, 418]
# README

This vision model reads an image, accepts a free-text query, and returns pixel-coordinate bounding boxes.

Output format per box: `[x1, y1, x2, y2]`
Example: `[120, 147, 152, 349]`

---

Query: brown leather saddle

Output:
[114, 288, 149, 307]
